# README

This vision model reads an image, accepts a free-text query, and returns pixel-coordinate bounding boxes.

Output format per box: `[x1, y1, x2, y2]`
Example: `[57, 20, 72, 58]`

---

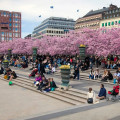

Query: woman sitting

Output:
[21, 61, 28, 68]
[37, 75, 49, 91]
[4, 68, 12, 79]
[34, 73, 42, 86]
[101, 69, 108, 82]
[94, 68, 101, 80]
[14, 59, 21, 68]
[107, 70, 113, 81]
[43, 78, 57, 92]
[89, 69, 94, 79]
[87, 88, 96, 104]
[9, 71, 17, 80]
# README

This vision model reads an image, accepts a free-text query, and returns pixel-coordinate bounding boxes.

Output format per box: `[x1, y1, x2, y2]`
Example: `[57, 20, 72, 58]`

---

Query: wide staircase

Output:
[0, 74, 87, 106]
[1, 66, 116, 106]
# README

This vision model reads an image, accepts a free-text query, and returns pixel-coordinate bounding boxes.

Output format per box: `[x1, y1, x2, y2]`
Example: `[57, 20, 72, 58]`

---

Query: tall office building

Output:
[0, 10, 21, 42]
[32, 17, 75, 39]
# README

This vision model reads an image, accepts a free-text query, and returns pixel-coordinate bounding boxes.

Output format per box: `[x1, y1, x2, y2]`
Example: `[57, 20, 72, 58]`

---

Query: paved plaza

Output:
[0, 67, 120, 120]
[0, 80, 71, 120]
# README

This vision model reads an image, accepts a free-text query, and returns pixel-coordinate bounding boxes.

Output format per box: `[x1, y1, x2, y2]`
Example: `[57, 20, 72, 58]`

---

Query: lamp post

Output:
[32, 47, 37, 63]
[8, 49, 12, 60]
[79, 44, 86, 62]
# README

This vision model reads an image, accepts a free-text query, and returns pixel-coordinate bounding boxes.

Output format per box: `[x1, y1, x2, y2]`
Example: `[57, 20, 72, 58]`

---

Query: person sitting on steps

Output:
[96, 84, 106, 100]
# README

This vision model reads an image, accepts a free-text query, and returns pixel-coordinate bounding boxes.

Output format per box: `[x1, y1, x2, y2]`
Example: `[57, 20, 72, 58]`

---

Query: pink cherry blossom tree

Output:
[0, 28, 120, 57]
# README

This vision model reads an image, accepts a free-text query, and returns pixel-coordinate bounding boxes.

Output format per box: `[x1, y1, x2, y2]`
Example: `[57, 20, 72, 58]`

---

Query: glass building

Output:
[32, 17, 75, 39]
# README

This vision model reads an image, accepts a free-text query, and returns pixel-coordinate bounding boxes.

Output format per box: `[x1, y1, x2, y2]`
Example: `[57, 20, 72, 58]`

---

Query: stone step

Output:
[53, 90, 86, 103]
[0, 76, 85, 105]
[69, 88, 87, 96]
[0, 77, 78, 105]
[15, 77, 87, 103]
[59, 90, 87, 99]
[13, 77, 87, 104]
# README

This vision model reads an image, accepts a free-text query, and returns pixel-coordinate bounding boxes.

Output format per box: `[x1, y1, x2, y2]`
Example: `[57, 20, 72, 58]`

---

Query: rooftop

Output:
[83, 4, 118, 17]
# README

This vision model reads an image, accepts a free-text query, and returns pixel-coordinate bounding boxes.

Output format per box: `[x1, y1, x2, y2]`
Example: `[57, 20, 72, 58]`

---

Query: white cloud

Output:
[1, 0, 120, 21]
[0, 0, 120, 37]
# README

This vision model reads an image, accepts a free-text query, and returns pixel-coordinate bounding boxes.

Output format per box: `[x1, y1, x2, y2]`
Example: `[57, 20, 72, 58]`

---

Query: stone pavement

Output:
[25, 101, 120, 120]
[0, 80, 72, 120]
[1, 67, 120, 120]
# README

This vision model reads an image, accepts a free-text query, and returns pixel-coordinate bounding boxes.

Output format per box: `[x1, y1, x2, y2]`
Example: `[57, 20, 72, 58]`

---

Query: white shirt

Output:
[87, 91, 96, 103]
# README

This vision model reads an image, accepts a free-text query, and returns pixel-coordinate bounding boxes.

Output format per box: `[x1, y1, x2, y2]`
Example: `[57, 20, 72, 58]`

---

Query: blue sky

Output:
[0, 0, 120, 38]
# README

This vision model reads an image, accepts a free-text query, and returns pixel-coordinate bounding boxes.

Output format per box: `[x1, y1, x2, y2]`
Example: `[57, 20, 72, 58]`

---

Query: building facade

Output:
[75, 13, 102, 30]
[32, 17, 75, 39]
[100, 5, 120, 28]
[0, 10, 21, 42]
[75, 4, 120, 30]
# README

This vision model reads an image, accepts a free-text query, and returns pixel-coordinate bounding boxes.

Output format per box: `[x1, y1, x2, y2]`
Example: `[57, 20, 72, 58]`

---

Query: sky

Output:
[0, 0, 120, 38]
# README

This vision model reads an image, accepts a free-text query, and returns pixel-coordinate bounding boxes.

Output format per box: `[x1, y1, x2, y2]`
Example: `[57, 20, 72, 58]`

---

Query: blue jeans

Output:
[74, 72, 79, 80]
[89, 75, 94, 79]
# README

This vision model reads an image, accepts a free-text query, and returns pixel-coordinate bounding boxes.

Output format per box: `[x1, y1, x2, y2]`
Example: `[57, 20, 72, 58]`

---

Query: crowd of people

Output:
[0, 54, 120, 102]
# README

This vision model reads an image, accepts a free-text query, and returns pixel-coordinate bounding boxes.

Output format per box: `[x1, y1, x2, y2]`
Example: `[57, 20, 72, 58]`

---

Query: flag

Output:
[50, 6, 54, 9]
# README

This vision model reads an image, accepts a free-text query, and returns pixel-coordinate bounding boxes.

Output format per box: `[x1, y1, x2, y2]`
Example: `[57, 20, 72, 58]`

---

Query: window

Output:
[9, 33, 12, 37]
[15, 18, 18, 21]
[9, 18, 12, 22]
[113, 14, 116, 17]
[108, 22, 110, 26]
[117, 14, 119, 17]
[3, 12, 6, 16]
[102, 23, 104, 27]
[2, 37, 4, 41]
[9, 23, 12, 27]
[15, 23, 18, 26]
[105, 23, 107, 26]
[15, 33, 18, 37]
[15, 13, 18, 17]
[2, 32, 4, 35]
[9, 13, 11, 17]
[111, 21, 114, 25]
[9, 38, 12, 40]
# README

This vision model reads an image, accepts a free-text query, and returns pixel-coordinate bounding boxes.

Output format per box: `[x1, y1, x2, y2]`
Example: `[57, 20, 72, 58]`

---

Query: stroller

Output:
[107, 84, 119, 102]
